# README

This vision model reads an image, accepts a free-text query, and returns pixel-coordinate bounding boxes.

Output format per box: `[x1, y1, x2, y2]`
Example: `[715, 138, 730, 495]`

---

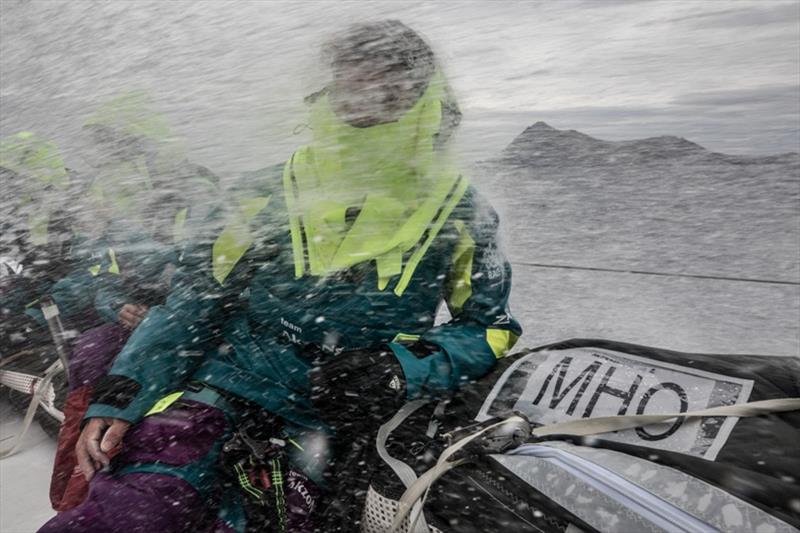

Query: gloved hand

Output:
[309, 347, 407, 526]
[308, 346, 406, 430]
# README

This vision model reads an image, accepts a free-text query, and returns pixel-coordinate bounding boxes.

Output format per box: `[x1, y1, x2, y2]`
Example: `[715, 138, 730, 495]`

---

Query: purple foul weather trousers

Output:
[39, 400, 321, 532]
[67, 322, 130, 392]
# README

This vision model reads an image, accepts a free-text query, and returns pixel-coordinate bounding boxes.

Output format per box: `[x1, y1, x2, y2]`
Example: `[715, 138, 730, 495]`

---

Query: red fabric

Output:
[49, 385, 92, 512]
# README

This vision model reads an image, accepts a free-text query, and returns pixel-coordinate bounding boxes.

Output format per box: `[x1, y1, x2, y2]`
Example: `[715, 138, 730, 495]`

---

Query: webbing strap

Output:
[376, 400, 431, 533]
[0, 349, 34, 370]
[1, 300, 70, 459]
[530, 397, 800, 438]
[272, 458, 288, 533]
[41, 298, 72, 373]
[235, 462, 264, 499]
[390, 397, 800, 531]
[0, 359, 63, 459]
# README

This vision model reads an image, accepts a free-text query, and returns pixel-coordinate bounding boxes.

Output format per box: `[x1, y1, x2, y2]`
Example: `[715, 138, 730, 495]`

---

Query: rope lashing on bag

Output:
[528, 397, 800, 438]
[389, 397, 800, 532]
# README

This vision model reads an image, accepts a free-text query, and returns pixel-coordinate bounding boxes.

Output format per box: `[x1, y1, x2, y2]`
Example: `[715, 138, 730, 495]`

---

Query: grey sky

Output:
[1, 0, 798, 170]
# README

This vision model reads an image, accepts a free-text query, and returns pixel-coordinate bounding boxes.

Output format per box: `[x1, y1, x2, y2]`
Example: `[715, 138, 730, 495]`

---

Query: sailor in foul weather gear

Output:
[40, 93, 220, 512]
[40, 21, 521, 533]
[0, 131, 87, 348]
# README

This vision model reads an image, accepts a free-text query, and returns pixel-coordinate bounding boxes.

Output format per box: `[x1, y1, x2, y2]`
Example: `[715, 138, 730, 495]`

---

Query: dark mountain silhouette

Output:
[497, 122, 799, 167]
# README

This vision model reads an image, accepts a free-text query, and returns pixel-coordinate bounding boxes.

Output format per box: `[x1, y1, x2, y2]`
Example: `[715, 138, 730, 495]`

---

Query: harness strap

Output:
[271, 457, 288, 533]
[235, 462, 264, 500]
[375, 400, 432, 533]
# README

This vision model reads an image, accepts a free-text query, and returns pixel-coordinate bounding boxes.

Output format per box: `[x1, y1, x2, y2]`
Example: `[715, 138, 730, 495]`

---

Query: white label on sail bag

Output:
[476, 347, 754, 460]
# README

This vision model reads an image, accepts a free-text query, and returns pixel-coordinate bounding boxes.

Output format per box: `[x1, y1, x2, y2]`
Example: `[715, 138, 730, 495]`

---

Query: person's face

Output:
[329, 61, 421, 128]
[85, 125, 146, 167]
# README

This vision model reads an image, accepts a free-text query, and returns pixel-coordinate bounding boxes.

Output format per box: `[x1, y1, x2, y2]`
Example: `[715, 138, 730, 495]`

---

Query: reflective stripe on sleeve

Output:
[446, 220, 475, 313]
[144, 391, 184, 416]
[486, 328, 519, 359]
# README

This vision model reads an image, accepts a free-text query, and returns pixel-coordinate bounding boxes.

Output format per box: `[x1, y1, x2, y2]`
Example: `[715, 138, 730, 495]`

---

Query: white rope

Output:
[0, 359, 63, 459]
[0, 300, 69, 459]
[389, 397, 800, 530]
[531, 397, 800, 438]
[389, 416, 525, 532]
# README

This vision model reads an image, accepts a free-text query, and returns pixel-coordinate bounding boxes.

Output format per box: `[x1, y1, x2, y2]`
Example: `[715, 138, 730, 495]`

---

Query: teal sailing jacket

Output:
[86, 164, 522, 430]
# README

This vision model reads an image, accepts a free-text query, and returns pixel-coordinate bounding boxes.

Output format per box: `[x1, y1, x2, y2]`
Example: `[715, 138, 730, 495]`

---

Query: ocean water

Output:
[474, 126, 799, 355]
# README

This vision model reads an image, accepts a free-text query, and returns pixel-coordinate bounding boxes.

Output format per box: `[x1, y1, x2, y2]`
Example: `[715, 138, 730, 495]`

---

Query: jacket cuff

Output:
[388, 342, 455, 399]
[421, 326, 498, 384]
[84, 374, 153, 424]
[387, 343, 427, 399]
[95, 297, 125, 324]
[83, 402, 142, 424]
